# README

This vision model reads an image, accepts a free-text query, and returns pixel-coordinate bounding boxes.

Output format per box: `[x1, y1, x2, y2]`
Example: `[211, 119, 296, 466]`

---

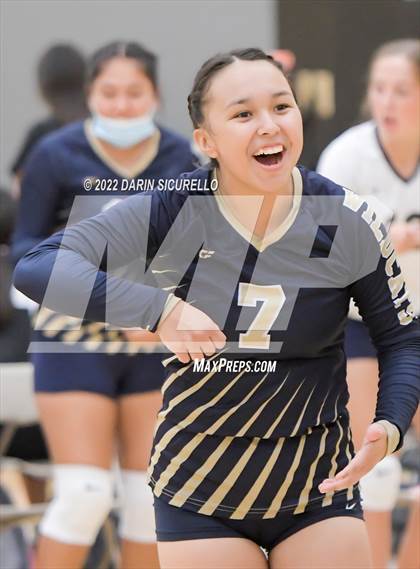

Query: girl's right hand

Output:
[157, 301, 226, 363]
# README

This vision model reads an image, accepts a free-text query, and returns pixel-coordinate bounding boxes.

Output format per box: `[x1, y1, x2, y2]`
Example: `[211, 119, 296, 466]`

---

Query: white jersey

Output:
[318, 121, 420, 314]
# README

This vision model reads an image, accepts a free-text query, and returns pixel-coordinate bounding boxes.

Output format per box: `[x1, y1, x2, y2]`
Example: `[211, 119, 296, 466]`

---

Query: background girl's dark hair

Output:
[86, 41, 158, 91]
[188, 48, 285, 129]
[38, 44, 87, 123]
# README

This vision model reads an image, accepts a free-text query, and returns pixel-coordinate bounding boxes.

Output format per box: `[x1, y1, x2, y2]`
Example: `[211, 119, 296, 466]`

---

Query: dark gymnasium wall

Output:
[277, 0, 420, 169]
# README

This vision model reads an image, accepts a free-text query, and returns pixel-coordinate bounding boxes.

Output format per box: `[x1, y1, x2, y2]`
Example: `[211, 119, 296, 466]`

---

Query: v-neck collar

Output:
[84, 119, 161, 179]
[374, 128, 419, 184]
[213, 167, 303, 253]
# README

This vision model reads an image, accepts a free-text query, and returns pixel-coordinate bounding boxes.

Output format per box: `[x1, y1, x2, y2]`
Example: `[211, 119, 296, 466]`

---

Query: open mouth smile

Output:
[253, 144, 285, 168]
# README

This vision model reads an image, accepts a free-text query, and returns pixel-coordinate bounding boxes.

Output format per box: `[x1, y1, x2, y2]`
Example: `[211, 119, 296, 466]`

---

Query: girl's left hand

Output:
[318, 422, 388, 494]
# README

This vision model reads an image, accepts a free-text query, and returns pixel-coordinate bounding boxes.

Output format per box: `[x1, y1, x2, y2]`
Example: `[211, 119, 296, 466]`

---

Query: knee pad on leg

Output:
[359, 455, 402, 512]
[40, 465, 113, 545]
[119, 470, 156, 543]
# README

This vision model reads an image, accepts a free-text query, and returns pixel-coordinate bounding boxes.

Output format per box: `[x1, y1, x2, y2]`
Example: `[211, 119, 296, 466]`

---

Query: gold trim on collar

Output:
[213, 167, 303, 252]
[84, 119, 161, 179]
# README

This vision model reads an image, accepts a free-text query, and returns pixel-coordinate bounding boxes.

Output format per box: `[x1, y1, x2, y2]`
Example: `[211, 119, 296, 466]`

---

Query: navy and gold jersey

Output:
[14, 166, 420, 517]
[11, 119, 197, 352]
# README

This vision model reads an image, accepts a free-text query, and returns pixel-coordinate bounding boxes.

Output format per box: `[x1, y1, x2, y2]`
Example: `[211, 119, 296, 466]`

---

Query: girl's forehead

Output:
[206, 59, 290, 104]
[96, 57, 148, 82]
[371, 55, 418, 82]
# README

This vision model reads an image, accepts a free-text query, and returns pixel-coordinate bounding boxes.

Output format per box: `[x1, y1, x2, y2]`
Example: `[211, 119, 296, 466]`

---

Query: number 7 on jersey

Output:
[238, 283, 286, 350]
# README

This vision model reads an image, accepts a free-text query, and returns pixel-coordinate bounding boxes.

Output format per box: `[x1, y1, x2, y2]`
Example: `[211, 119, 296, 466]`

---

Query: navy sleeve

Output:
[10, 119, 60, 175]
[349, 206, 420, 445]
[11, 139, 63, 262]
[13, 193, 170, 331]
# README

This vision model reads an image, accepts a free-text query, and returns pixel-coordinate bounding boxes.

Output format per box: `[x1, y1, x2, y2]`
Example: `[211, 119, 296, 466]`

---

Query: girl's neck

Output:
[216, 168, 294, 198]
[377, 129, 420, 180]
[96, 137, 151, 167]
[215, 168, 295, 239]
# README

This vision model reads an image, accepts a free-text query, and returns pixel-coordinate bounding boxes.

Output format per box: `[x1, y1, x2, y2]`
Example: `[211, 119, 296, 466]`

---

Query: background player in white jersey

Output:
[318, 39, 420, 569]
[14, 48, 419, 569]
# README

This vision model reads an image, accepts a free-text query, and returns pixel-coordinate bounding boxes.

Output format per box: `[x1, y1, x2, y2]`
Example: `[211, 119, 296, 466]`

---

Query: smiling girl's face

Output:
[194, 59, 303, 195]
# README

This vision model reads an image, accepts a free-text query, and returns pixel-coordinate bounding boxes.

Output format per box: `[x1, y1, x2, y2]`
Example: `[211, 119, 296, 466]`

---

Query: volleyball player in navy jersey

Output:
[12, 41, 196, 569]
[14, 49, 419, 569]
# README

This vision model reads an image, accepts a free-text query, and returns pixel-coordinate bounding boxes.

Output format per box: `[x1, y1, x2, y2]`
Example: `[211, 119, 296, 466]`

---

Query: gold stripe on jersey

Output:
[151, 269, 180, 275]
[197, 437, 260, 515]
[345, 425, 354, 501]
[161, 354, 179, 367]
[34, 307, 83, 331]
[33, 307, 57, 329]
[161, 350, 226, 396]
[161, 361, 194, 393]
[231, 438, 285, 519]
[207, 374, 270, 435]
[169, 436, 235, 508]
[289, 389, 332, 514]
[59, 322, 105, 344]
[40, 315, 84, 337]
[153, 432, 207, 497]
[322, 417, 345, 507]
[83, 325, 118, 350]
[294, 425, 329, 514]
[104, 331, 126, 354]
[60, 328, 89, 343]
[152, 373, 268, 497]
[235, 373, 288, 436]
[148, 369, 247, 478]
[263, 434, 307, 519]
[316, 389, 333, 426]
[150, 372, 353, 519]
[254, 382, 315, 518]
[158, 355, 231, 429]
[174, 373, 289, 513]
[171, 372, 296, 516]
[263, 378, 306, 438]
[290, 385, 316, 436]
[162, 284, 187, 292]
[156, 367, 220, 428]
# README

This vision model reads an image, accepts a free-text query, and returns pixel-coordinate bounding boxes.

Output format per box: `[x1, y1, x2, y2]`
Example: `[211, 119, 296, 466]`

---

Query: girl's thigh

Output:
[158, 537, 268, 569]
[269, 516, 371, 569]
[117, 390, 162, 470]
[36, 391, 117, 468]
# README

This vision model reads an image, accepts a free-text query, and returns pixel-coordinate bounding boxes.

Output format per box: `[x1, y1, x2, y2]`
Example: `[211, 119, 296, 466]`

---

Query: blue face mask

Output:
[90, 111, 157, 148]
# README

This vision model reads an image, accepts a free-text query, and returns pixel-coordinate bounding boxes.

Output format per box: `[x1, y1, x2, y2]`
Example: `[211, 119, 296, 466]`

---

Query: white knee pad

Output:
[119, 470, 156, 543]
[40, 465, 113, 545]
[359, 455, 402, 512]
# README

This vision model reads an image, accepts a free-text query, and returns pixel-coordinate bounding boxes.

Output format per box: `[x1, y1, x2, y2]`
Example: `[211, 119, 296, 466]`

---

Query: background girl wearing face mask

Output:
[318, 38, 420, 569]
[12, 40, 197, 569]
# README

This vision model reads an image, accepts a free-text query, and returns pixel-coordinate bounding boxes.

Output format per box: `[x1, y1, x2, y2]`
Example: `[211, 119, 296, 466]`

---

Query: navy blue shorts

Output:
[154, 493, 364, 552]
[344, 319, 376, 359]
[33, 351, 165, 397]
